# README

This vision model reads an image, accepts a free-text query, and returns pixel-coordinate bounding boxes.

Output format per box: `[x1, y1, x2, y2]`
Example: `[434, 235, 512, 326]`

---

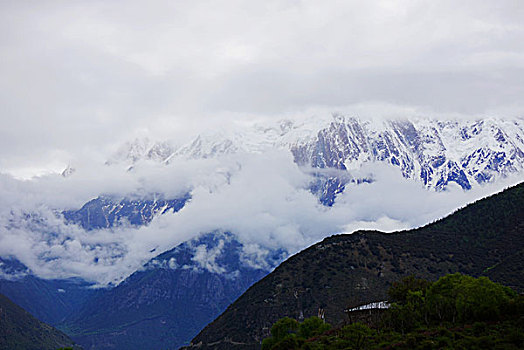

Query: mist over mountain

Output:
[1, 115, 523, 286]
[1, 113, 522, 349]
[187, 180, 524, 349]
[1, 2, 523, 349]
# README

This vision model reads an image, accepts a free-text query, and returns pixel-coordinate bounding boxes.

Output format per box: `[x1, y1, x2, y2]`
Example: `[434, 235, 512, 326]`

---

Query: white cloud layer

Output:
[0, 148, 522, 285]
[1, 1, 524, 176]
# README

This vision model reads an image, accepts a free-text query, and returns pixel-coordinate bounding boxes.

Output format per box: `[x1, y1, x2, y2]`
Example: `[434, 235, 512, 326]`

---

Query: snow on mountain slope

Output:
[115, 115, 524, 205]
[165, 118, 320, 161]
[62, 193, 190, 230]
[106, 138, 175, 166]
[290, 117, 524, 204]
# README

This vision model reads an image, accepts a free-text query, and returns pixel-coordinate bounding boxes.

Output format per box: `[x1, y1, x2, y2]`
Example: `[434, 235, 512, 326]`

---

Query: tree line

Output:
[262, 273, 524, 349]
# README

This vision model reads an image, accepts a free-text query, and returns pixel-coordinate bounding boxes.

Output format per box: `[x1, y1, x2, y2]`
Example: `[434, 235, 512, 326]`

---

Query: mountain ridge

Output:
[0, 293, 79, 350]
[59, 232, 283, 350]
[106, 116, 524, 206]
[185, 181, 524, 349]
[1, 116, 523, 349]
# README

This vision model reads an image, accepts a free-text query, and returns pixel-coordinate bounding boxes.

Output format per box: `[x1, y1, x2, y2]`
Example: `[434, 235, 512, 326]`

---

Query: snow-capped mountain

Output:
[106, 138, 175, 166]
[62, 194, 190, 230]
[294, 117, 524, 188]
[3, 114, 524, 350]
[110, 116, 524, 205]
[290, 117, 524, 204]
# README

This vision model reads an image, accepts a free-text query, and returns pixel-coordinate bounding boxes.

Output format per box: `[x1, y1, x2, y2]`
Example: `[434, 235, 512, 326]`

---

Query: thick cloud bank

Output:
[0, 147, 522, 285]
[1, 1, 524, 177]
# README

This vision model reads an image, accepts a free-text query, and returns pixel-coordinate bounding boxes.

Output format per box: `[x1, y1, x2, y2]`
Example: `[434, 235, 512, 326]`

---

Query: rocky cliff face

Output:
[290, 117, 524, 204]
[62, 193, 190, 230]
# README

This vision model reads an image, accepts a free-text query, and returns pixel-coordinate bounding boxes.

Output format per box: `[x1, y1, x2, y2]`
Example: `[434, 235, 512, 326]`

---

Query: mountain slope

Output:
[62, 193, 190, 230]
[61, 233, 281, 350]
[0, 293, 78, 350]
[186, 181, 524, 349]
[291, 117, 524, 204]
[0, 272, 97, 326]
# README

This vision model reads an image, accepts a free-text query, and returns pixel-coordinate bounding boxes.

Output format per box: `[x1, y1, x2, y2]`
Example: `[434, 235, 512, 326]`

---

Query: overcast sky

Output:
[1, 0, 524, 176]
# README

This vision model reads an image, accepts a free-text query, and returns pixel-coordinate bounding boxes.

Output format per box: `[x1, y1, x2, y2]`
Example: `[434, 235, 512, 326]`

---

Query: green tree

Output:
[262, 274, 523, 349]
[298, 316, 331, 339]
[338, 322, 374, 349]
[261, 317, 299, 350]
[386, 276, 430, 332]
[388, 275, 430, 304]
[262, 316, 331, 350]
[426, 273, 516, 323]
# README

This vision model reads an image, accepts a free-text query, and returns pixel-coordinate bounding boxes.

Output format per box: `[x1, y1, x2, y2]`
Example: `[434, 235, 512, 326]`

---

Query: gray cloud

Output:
[1, 1, 524, 176]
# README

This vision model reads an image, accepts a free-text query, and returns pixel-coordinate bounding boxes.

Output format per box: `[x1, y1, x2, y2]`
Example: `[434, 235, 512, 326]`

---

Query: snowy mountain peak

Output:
[290, 116, 524, 202]
[107, 116, 524, 205]
[106, 138, 175, 166]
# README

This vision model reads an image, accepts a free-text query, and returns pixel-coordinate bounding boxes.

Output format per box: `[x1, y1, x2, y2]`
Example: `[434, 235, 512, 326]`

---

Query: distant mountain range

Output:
[62, 193, 190, 230]
[186, 181, 524, 349]
[1, 115, 524, 349]
[108, 116, 524, 205]
[60, 232, 283, 350]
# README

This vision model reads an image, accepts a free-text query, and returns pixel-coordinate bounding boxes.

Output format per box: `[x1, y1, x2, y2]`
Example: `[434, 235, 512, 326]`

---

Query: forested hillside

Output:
[261, 274, 524, 349]
[186, 182, 524, 349]
[0, 293, 78, 350]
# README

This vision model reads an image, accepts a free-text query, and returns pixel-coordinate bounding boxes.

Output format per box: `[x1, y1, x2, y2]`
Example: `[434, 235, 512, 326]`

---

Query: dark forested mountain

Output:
[186, 182, 524, 349]
[0, 293, 78, 350]
[60, 232, 283, 350]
